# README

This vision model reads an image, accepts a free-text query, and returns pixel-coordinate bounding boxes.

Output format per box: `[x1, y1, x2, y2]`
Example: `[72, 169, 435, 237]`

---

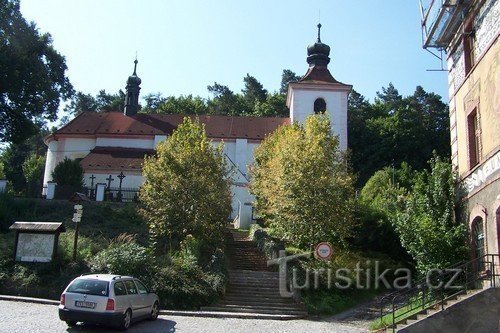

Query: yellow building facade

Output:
[422, 0, 499, 260]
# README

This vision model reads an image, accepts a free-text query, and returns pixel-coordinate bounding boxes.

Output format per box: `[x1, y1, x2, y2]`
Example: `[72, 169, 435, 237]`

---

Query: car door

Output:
[123, 280, 141, 319]
[113, 281, 130, 314]
[133, 279, 151, 317]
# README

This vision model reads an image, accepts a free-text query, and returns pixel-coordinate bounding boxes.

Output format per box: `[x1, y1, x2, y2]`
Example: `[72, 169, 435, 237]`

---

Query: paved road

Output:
[0, 300, 366, 333]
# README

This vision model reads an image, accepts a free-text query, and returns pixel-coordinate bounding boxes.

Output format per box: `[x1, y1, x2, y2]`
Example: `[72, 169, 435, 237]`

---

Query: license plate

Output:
[75, 301, 96, 309]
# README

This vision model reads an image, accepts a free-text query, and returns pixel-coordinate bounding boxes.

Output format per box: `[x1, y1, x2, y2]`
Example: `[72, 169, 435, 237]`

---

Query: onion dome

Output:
[307, 23, 331, 67]
[127, 59, 142, 85]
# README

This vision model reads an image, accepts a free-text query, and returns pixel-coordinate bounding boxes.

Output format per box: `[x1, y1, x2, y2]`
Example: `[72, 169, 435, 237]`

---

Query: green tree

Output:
[0, 0, 73, 143]
[250, 115, 355, 249]
[22, 153, 45, 196]
[242, 74, 267, 110]
[280, 69, 301, 94]
[142, 93, 167, 113]
[156, 95, 208, 115]
[51, 157, 84, 187]
[253, 93, 289, 117]
[348, 84, 450, 187]
[64, 89, 125, 115]
[0, 161, 5, 179]
[0, 127, 49, 193]
[394, 155, 467, 275]
[140, 117, 232, 254]
[207, 82, 247, 115]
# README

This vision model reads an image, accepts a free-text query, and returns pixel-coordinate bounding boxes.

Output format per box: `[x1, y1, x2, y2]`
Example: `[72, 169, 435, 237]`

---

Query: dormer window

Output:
[314, 98, 326, 114]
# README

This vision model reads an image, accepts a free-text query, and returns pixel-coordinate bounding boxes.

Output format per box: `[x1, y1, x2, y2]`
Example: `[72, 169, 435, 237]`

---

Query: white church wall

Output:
[154, 135, 167, 147]
[96, 137, 154, 149]
[289, 88, 349, 150]
[42, 137, 97, 187]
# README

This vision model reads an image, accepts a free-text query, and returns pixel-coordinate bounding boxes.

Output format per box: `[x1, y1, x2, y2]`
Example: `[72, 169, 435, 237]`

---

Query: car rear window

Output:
[67, 279, 109, 296]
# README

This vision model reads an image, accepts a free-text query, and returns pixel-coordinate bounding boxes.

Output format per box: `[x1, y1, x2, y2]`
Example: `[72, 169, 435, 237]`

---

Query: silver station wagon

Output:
[59, 274, 160, 330]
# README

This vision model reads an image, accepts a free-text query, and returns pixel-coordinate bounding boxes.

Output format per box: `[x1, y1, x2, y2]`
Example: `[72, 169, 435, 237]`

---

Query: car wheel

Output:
[120, 309, 132, 330]
[66, 320, 77, 327]
[150, 301, 159, 320]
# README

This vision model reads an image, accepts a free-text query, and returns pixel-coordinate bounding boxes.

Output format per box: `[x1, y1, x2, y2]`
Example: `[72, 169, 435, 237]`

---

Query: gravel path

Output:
[0, 300, 367, 333]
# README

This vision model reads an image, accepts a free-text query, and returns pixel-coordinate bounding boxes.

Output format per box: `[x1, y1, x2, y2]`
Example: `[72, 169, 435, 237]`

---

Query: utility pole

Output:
[72, 204, 83, 261]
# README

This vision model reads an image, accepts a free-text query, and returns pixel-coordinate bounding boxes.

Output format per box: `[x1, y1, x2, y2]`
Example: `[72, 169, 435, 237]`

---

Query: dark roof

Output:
[9, 222, 65, 232]
[79, 147, 154, 172]
[298, 66, 351, 87]
[50, 112, 290, 141]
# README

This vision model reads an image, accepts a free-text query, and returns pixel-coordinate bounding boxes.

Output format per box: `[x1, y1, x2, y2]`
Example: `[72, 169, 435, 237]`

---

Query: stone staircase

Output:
[201, 229, 307, 319]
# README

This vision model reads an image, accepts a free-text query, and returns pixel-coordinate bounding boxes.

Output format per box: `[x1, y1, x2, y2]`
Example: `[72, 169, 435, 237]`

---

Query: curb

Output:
[0, 295, 304, 320]
[159, 309, 305, 320]
[0, 294, 59, 306]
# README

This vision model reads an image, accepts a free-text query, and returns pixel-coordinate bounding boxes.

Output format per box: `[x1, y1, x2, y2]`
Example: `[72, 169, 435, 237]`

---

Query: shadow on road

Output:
[66, 318, 176, 332]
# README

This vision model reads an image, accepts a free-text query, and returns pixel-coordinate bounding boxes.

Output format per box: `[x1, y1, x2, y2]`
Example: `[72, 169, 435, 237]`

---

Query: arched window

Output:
[472, 217, 485, 269]
[314, 98, 326, 114]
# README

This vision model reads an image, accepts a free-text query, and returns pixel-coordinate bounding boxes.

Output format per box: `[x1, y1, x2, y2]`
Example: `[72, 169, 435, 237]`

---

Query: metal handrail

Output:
[378, 253, 499, 331]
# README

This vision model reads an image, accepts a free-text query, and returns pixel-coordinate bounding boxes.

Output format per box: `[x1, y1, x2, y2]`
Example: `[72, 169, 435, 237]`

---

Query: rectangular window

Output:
[467, 109, 480, 169]
[463, 20, 475, 75]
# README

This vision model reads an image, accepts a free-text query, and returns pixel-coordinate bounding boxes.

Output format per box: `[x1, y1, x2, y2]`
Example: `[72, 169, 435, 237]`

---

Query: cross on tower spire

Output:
[317, 23, 322, 43]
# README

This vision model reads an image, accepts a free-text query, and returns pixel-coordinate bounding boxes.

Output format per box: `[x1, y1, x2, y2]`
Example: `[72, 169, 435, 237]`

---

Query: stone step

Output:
[229, 281, 280, 287]
[229, 270, 279, 276]
[229, 282, 280, 289]
[201, 306, 307, 316]
[214, 303, 304, 311]
[223, 296, 293, 304]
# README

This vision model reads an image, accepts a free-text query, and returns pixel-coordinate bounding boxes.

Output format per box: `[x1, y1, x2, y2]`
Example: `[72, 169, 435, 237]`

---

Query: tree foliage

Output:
[250, 115, 355, 249]
[280, 69, 301, 94]
[140, 117, 232, 254]
[348, 85, 450, 187]
[51, 157, 84, 187]
[0, 127, 49, 193]
[0, 0, 73, 143]
[22, 152, 45, 196]
[64, 90, 125, 115]
[393, 155, 467, 275]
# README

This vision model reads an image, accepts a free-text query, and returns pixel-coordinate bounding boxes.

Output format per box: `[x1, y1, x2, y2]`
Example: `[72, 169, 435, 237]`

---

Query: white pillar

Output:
[43, 140, 59, 187]
[96, 183, 106, 202]
[46, 182, 56, 200]
[0, 180, 7, 193]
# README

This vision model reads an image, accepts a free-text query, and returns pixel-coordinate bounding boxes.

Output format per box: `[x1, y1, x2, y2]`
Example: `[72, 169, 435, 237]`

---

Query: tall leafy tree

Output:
[253, 93, 289, 117]
[280, 69, 301, 94]
[394, 155, 467, 275]
[22, 152, 45, 197]
[140, 117, 232, 254]
[207, 82, 248, 115]
[64, 89, 125, 115]
[348, 84, 450, 187]
[156, 95, 208, 115]
[0, 126, 49, 193]
[250, 115, 355, 249]
[242, 74, 267, 109]
[0, 0, 73, 143]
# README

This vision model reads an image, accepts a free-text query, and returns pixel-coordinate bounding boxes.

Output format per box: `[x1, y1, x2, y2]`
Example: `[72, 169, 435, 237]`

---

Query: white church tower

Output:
[287, 24, 352, 150]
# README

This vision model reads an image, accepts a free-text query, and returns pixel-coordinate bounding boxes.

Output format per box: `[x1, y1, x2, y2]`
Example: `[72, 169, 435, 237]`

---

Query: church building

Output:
[42, 25, 352, 228]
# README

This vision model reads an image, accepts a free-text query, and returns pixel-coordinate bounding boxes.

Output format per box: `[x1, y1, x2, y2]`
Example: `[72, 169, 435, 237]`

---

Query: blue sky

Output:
[20, 0, 448, 104]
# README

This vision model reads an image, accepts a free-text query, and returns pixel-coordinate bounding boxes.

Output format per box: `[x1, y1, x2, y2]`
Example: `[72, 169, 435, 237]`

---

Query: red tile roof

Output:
[79, 147, 154, 172]
[51, 112, 290, 141]
[299, 66, 351, 86]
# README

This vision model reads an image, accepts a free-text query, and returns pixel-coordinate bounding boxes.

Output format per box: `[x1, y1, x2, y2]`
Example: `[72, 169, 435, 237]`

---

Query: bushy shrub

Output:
[251, 226, 285, 260]
[151, 257, 219, 309]
[89, 235, 152, 280]
[51, 157, 84, 187]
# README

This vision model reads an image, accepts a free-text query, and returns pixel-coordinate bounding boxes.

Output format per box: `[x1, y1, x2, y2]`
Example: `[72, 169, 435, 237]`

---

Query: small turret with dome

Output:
[306, 23, 331, 67]
[124, 59, 141, 116]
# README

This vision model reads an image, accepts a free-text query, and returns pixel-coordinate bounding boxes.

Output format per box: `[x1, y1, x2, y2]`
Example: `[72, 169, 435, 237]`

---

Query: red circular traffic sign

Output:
[315, 242, 333, 260]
